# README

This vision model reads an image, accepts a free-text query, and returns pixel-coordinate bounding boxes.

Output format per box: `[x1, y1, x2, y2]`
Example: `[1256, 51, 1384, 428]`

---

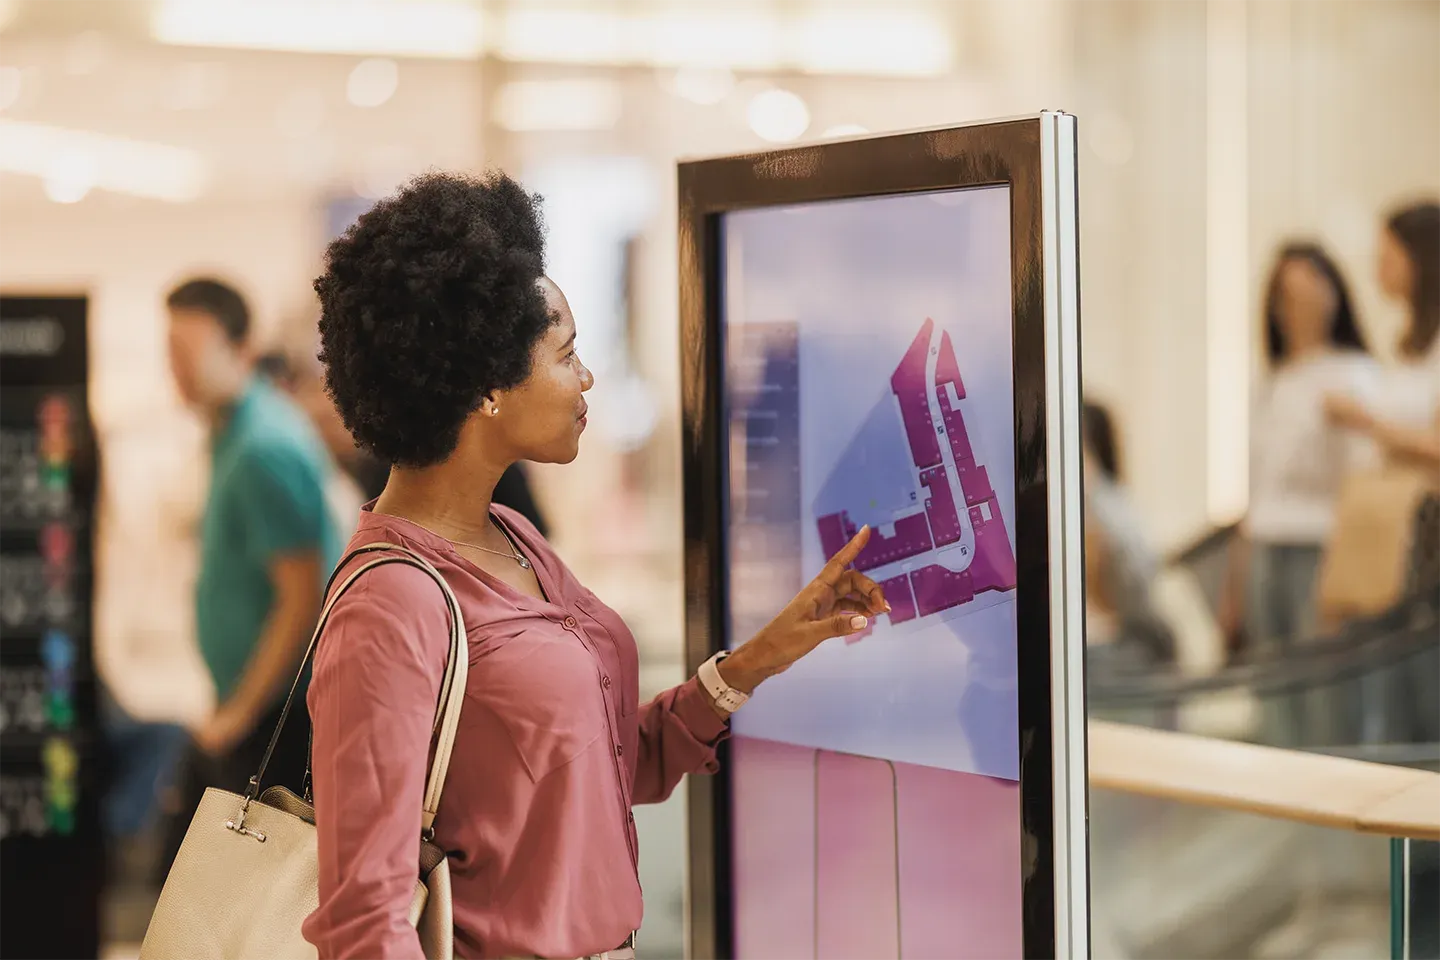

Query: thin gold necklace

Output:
[447, 521, 531, 570]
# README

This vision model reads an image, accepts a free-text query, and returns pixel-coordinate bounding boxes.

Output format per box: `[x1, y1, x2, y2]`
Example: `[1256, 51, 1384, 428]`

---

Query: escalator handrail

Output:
[1090, 591, 1439, 706]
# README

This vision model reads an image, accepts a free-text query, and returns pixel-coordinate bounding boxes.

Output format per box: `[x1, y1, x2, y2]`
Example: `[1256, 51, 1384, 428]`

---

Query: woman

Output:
[1223, 243, 1375, 646]
[300, 172, 888, 960]
[1325, 201, 1440, 472]
[1221, 243, 1376, 745]
[1324, 201, 1440, 748]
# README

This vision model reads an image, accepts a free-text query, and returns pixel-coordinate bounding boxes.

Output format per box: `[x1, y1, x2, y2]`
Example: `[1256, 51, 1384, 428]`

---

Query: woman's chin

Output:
[531, 441, 583, 466]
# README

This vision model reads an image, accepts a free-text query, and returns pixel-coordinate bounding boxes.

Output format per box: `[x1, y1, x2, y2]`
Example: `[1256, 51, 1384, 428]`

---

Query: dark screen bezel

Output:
[678, 118, 1057, 960]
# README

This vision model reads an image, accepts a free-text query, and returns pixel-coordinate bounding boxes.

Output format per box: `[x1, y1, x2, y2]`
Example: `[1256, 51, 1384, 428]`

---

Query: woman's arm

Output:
[630, 527, 889, 805]
[1370, 414, 1440, 470]
[303, 566, 450, 960]
[630, 677, 729, 805]
[1326, 394, 1440, 471]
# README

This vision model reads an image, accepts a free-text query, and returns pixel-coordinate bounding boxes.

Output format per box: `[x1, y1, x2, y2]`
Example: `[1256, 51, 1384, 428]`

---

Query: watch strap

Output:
[698, 651, 749, 714]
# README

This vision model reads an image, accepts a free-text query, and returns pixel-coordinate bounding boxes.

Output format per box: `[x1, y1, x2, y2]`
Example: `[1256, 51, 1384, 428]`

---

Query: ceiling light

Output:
[494, 80, 622, 133]
[747, 89, 810, 143]
[146, 2, 950, 78]
[822, 124, 869, 138]
[347, 58, 398, 108]
[645, 11, 780, 71]
[0, 67, 21, 113]
[42, 153, 96, 204]
[0, 119, 208, 202]
[495, 9, 632, 66]
[151, 1, 483, 59]
[670, 67, 735, 106]
[794, 11, 952, 77]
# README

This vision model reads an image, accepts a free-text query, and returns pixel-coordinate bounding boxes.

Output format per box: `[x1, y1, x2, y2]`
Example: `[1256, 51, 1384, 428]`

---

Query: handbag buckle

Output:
[225, 778, 268, 842]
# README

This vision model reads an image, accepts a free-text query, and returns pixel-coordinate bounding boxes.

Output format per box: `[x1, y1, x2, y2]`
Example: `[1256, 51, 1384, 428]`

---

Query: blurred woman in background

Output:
[1221, 242, 1376, 746]
[1325, 201, 1440, 473]
[1324, 201, 1440, 751]
[1083, 401, 1171, 669]
[1225, 243, 1374, 643]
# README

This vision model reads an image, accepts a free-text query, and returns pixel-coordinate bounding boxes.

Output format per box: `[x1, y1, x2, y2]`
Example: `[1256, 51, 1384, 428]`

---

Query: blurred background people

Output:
[1326, 201, 1440, 474]
[1230, 243, 1374, 645]
[1323, 200, 1440, 750]
[254, 346, 368, 536]
[159, 278, 343, 871]
[1219, 244, 1376, 745]
[1082, 400, 1172, 672]
[258, 343, 550, 535]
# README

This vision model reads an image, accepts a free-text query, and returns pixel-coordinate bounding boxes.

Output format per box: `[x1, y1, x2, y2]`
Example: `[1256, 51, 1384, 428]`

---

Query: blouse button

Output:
[615, 743, 624, 757]
[563, 616, 577, 629]
[601, 676, 612, 689]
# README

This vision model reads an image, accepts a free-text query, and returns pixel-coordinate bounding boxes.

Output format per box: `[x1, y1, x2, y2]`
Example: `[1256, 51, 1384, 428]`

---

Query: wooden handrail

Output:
[1088, 720, 1440, 841]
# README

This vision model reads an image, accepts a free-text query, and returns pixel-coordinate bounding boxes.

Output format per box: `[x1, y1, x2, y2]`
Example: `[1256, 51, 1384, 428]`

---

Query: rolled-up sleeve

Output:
[302, 565, 450, 959]
[631, 676, 729, 805]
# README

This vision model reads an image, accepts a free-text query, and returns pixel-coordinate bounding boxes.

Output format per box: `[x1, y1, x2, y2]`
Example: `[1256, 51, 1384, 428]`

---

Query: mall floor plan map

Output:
[814, 318, 1016, 635]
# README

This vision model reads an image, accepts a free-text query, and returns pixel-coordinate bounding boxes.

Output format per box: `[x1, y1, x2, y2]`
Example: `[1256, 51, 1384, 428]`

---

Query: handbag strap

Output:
[247, 541, 468, 837]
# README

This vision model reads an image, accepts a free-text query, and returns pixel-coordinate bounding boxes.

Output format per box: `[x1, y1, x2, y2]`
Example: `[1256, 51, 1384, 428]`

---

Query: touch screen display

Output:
[721, 186, 1023, 959]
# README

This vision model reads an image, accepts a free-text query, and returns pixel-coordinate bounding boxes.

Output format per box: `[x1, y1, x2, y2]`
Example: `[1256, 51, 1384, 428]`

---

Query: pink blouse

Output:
[301, 505, 728, 959]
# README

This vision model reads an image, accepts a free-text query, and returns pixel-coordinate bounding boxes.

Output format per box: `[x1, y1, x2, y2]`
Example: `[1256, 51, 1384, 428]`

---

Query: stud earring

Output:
[489, 406, 499, 416]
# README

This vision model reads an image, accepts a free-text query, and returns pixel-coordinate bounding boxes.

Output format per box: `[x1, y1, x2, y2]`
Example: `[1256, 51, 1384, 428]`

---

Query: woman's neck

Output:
[374, 454, 509, 544]
[1281, 340, 1330, 364]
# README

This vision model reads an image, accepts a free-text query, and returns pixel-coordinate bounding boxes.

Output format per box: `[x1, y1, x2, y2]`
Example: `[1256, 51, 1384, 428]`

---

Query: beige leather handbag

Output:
[1316, 469, 1436, 625]
[140, 543, 467, 960]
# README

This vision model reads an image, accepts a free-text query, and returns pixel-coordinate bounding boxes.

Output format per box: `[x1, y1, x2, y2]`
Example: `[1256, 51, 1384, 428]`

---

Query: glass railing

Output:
[1087, 557, 1439, 959]
[1088, 717, 1439, 960]
[1394, 838, 1440, 960]
[1090, 788, 1393, 958]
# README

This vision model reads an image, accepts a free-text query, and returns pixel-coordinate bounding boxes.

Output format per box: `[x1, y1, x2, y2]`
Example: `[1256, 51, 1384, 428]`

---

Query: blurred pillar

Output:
[1205, 0, 1251, 526]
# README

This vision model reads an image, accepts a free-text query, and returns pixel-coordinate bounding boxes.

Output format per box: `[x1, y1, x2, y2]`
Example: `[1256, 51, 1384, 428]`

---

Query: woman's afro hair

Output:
[314, 170, 550, 467]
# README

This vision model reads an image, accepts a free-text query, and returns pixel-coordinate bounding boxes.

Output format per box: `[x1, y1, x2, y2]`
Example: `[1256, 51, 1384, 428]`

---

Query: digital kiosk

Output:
[678, 113, 1087, 959]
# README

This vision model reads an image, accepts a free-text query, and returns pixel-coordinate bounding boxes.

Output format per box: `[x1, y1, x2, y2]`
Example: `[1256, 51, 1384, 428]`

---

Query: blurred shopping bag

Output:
[1316, 469, 1434, 625]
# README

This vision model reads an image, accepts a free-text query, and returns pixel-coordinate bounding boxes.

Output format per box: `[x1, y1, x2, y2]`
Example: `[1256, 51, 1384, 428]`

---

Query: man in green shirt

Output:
[161, 278, 342, 851]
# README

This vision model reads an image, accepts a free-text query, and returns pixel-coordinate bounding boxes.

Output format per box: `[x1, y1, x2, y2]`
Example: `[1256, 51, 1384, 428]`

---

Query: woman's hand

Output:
[1323, 392, 1376, 433]
[719, 526, 890, 694]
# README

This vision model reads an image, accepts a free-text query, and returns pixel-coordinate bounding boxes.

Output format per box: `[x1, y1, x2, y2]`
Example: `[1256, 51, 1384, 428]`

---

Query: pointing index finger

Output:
[818, 525, 871, 585]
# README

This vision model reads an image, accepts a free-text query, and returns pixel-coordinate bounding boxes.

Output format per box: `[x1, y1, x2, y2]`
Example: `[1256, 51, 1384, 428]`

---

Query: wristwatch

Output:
[697, 651, 749, 715]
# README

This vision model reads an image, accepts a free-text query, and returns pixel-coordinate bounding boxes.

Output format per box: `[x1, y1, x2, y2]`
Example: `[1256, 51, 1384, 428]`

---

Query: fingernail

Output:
[883, 603, 892, 612]
[850, 616, 868, 630]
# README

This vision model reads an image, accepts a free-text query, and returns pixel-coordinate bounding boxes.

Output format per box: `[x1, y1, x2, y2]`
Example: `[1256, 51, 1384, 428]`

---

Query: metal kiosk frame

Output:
[676, 112, 1088, 960]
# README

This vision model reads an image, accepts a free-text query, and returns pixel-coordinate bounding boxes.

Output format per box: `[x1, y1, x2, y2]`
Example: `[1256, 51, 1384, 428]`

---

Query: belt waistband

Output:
[551, 930, 637, 960]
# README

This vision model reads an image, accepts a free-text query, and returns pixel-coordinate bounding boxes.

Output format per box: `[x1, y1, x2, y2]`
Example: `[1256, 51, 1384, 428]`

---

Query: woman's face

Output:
[1275, 256, 1337, 354]
[1377, 227, 1414, 303]
[492, 277, 594, 465]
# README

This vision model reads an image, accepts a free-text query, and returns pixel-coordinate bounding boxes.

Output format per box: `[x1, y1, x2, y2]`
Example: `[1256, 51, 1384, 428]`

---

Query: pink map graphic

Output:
[815, 318, 1016, 635]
